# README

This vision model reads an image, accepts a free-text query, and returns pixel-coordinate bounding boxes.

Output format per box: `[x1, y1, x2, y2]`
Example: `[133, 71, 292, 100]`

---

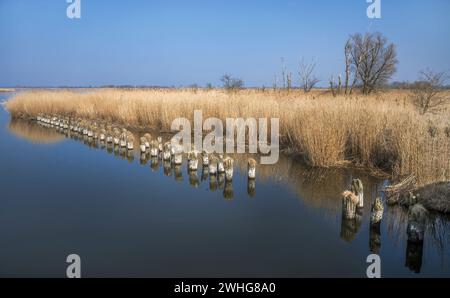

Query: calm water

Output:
[0, 92, 449, 277]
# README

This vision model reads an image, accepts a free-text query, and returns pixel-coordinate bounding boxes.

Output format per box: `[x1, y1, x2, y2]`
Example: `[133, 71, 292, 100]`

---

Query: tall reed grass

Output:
[6, 88, 450, 186]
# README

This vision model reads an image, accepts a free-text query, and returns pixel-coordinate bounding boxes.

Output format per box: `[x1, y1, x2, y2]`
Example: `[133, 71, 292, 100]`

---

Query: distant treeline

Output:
[388, 81, 450, 90]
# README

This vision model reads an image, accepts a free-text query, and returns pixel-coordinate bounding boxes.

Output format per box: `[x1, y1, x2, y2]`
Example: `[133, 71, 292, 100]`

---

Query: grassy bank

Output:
[5, 88, 450, 186]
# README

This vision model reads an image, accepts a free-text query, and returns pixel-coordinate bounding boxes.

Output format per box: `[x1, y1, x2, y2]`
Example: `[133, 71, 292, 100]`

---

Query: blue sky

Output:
[0, 0, 449, 87]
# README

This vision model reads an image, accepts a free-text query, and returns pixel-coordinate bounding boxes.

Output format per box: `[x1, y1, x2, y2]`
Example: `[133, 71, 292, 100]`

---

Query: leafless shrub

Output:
[411, 70, 449, 114]
[299, 58, 320, 93]
[220, 74, 244, 92]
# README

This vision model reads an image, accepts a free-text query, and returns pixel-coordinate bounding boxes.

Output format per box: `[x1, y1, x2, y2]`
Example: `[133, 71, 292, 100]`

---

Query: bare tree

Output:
[347, 32, 398, 94]
[221, 74, 244, 92]
[299, 58, 320, 92]
[411, 70, 449, 114]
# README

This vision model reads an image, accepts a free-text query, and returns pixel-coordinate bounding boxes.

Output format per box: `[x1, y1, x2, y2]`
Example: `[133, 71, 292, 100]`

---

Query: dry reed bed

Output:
[6, 88, 450, 186]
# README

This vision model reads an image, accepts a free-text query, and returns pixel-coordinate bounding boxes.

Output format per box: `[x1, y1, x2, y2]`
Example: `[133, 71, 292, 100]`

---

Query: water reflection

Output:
[405, 241, 423, 273]
[223, 180, 234, 200]
[369, 225, 382, 254]
[8, 118, 65, 144]
[247, 179, 256, 197]
[188, 170, 199, 188]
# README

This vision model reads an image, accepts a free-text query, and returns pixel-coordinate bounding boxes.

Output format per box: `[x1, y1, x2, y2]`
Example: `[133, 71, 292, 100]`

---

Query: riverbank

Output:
[5, 88, 450, 186]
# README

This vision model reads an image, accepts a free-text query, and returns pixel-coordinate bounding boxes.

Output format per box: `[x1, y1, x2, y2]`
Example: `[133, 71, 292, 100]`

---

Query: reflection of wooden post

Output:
[340, 217, 359, 242]
[174, 165, 183, 182]
[351, 179, 364, 208]
[209, 174, 217, 191]
[201, 166, 209, 181]
[405, 240, 424, 273]
[407, 204, 427, 243]
[340, 190, 360, 242]
[140, 153, 147, 165]
[163, 160, 172, 176]
[223, 181, 234, 200]
[189, 170, 199, 188]
[126, 150, 134, 162]
[369, 226, 381, 254]
[218, 173, 225, 190]
[150, 156, 159, 171]
[247, 179, 256, 197]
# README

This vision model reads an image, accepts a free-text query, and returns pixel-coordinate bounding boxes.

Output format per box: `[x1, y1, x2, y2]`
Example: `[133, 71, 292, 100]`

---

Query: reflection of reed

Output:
[8, 119, 65, 144]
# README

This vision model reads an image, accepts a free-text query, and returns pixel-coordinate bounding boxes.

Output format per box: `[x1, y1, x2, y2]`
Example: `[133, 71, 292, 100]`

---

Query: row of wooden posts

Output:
[36, 114, 258, 181]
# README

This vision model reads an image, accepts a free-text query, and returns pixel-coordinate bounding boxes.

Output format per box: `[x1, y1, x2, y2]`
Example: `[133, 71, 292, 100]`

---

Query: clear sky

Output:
[1, 0, 449, 87]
